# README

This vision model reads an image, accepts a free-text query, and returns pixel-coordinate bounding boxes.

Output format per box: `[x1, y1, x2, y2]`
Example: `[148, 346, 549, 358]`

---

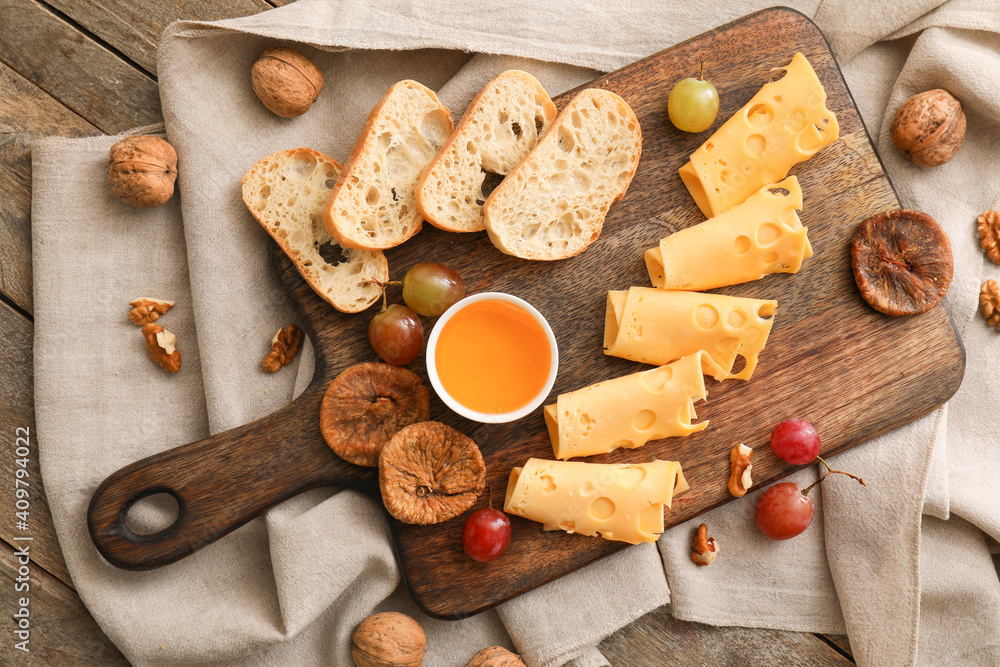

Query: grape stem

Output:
[357, 279, 403, 311]
[699, 58, 704, 81]
[801, 456, 867, 496]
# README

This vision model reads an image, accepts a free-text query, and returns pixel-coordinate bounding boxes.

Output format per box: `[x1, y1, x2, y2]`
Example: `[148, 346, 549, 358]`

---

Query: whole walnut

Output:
[465, 646, 527, 667]
[890, 89, 965, 167]
[251, 47, 324, 118]
[108, 135, 177, 208]
[352, 612, 425, 667]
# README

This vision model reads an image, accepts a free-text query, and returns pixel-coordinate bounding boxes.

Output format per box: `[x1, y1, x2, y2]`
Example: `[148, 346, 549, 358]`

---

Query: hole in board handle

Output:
[120, 488, 184, 541]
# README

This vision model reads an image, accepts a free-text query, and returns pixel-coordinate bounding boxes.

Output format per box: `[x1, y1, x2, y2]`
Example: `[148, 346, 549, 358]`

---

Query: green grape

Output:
[402, 263, 466, 317]
[667, 74, 719, 133]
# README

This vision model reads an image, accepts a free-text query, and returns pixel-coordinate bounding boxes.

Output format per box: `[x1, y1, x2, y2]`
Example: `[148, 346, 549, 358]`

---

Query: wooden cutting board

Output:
[88, 7, 964, 620]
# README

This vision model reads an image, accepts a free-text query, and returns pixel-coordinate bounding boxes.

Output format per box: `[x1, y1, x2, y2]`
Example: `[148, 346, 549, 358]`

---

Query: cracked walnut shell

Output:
[128, 297, 174, 325]
[321, 363, 430, 467]
[465, 647, 526, 667]
[351, 612, 425, 667]
[251, 47, 324, 118]
[141, 323, 180, 373]
[981, 280, 1000, 331]
[108, 135, 177, 208]
[978, 211, 1000, 265]
[262, 324, 303, 372]
[379, 421, 486, 525]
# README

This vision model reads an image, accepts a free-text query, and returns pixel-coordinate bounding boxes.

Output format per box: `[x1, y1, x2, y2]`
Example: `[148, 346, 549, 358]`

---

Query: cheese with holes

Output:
[604, 287, 776, 381]
[679, 52, 839, 218]
[504, 458, 689, 544]
[645, 176, 812, 291]
[543, 351, 720, 460]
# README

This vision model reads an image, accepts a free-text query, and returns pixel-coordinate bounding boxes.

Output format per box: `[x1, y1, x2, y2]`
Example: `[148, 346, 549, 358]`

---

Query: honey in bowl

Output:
[434, 298, 553, 416]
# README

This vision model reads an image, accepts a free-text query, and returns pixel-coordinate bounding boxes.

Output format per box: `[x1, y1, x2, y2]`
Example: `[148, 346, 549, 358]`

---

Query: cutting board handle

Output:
[87, 386, 376, 570]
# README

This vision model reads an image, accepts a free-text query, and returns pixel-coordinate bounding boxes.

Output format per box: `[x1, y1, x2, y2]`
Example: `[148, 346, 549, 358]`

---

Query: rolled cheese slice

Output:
[604, 287, 776, 381]
[679, 52, 839, 218]
[645, 176, 812, 291]
[543, 351, 722, 460]
[504, 458, 688, 544]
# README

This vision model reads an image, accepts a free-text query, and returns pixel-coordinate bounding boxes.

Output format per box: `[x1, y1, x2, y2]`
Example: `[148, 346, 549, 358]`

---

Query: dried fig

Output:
[379, 421, 486, 525]
[321, 363, 430, 467]
[890, 89, 965, 167]
[108, 135, 177, 208]
[851, 209, 953, 316]
[352, 611, 425, 667]
[465, 646, 526, 667]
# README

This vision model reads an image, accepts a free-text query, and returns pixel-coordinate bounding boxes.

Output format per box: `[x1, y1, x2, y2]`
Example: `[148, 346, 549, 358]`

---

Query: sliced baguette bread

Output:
[242, 148, 388, 313]
[415, 70, 557, 233]
[323, 80, 454, 250]
[482, 89, 642, 260]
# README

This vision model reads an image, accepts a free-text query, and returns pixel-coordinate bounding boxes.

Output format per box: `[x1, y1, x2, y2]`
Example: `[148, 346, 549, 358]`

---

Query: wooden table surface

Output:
[0, 0, 855, 663]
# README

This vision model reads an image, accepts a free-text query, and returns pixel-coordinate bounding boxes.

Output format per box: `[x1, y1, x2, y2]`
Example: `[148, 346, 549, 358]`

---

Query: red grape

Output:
[462, 508, 511, 562]
[402, 263, 466, 317]
[755, 482, 814, 540]
[368, 304, 423, 366]
[771, 419, 821, 465]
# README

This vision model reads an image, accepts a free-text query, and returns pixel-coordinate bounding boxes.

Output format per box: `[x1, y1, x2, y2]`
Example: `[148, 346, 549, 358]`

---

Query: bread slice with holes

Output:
[323, 80, 454, 250]
[242, 148, 388, 313]
[483, 89, 642, 260]
[415, 70, 557, 233]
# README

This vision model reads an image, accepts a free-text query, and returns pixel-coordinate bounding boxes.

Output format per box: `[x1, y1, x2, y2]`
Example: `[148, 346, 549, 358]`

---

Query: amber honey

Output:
[434, 299, 552, 414]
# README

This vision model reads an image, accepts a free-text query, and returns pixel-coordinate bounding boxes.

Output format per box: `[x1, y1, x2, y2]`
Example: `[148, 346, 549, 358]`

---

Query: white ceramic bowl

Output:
[426, 292, 559, 424]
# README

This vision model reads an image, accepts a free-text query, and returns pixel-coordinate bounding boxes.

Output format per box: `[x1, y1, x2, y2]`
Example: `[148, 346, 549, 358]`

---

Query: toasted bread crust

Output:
[482, 89, 642, 261]
[416, 70, 556, 233]
[323, 80, 453, 250]
[241, 148, 388, 312]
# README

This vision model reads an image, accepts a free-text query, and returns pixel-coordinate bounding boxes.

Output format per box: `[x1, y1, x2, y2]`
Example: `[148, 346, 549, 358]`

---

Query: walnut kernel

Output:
[890, 89, 965, 167]
[251, 47, 324, 118]
[142, 323, 181, 373]
[728, 443, 753, 498]
[978, 211, 1000, 265]
[108, 136, 178, 208]
[262, 324, 303, 372]
[128, 297, 175, 325]
[465, 646, 526, 667]
[691, 523, 718, 566]
[351, 612, 425, 667]
[981, 280, 1000, 331]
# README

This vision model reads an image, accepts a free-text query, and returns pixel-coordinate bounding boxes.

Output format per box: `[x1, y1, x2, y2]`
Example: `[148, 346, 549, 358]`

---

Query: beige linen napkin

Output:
[32, 0, 1000, 665]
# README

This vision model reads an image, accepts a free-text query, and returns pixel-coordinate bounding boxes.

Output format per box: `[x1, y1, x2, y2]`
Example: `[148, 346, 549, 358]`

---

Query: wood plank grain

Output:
[821, 633, 854, 658]
[0, 300, 72, 586]
[0, 0, 161, 134]
[598, 608, 853, 665]
[42, 0, 273, 75]
[0, 540, 127, 665]
[0, 60, 102, 315]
